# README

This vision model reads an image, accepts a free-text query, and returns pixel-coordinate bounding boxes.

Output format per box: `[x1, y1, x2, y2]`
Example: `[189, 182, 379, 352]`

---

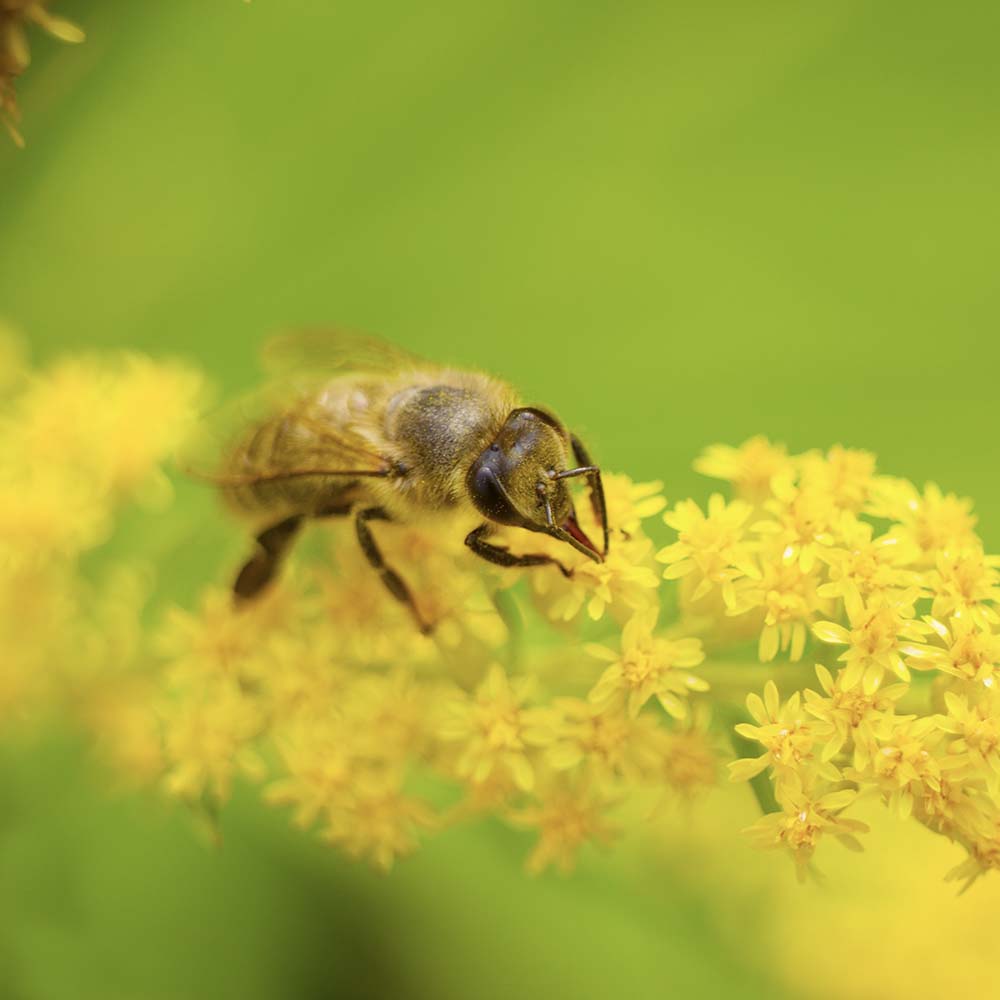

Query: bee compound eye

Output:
[470, 464, 521, 526]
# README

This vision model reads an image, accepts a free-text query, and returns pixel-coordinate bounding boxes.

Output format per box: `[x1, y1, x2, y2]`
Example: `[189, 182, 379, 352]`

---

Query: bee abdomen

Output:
[222, 412, 359, 520]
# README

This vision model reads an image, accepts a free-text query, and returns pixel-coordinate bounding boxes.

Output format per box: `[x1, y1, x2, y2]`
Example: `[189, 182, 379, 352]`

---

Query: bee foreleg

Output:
[464, 524, 572, 578]
[354, 507, 432, 635]
[570, 433, 609, 557]
[234, 515, 304, 602]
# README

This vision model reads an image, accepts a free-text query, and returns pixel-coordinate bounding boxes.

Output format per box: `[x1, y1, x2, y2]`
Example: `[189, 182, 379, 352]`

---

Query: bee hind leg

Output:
[234, 515, 303, 602]
[354, 507, 433, 635]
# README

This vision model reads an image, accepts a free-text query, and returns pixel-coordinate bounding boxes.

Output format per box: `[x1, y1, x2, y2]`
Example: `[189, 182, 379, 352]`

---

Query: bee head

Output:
[467, 407, 602, 562]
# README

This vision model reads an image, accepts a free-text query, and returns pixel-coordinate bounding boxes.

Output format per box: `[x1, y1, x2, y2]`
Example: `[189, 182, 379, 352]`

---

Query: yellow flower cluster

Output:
[1, 0, 84, 146]
[0, 329, 203, 781]
[683, 437, 1000, 885]
[8, 340, 1000, 890]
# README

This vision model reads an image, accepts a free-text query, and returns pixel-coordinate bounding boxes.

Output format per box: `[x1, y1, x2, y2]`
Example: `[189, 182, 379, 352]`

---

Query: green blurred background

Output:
[3, 2, 1000, 998]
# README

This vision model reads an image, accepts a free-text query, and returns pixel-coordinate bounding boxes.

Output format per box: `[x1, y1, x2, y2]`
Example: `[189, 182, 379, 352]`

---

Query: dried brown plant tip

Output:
[1, 0, 84, 146]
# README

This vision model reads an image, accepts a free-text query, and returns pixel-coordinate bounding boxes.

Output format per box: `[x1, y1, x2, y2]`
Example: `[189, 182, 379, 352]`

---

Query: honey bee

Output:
[196, 331, 608, 633]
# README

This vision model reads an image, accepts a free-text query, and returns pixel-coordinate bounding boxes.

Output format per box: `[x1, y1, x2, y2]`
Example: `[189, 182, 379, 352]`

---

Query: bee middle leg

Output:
[465, 524, 572, 578]
[355, 507, 432, 635]
[234, 514, 304, 602]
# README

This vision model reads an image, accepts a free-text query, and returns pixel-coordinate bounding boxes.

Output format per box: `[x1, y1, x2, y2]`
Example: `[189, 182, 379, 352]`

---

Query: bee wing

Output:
[260, 327, 431, 378]
[179, 377, 392, 487]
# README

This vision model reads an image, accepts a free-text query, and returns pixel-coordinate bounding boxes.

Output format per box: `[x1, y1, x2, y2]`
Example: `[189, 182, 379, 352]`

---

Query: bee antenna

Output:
[554, 465, 599, 481]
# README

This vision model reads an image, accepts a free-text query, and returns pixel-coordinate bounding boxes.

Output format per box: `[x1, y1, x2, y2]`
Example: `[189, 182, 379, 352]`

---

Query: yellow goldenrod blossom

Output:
[936, 690, 1000, 793]
[541, 697, 664, 784]
[868, 478, 980, 562]
[162, 679, 267, 804]
[587, 607, 707, 719]
[320, 769, 437, 873]
[743, 773, 868, 881]
[797, 445, 876, 514]
[815, 513, 923, 601]
[654, 705, 720, 800]
[438, 664, 551, 793]
[812, 586, 931, 694]
[906, 614, 1000, 684]
[929, 546, 1000, 628]
[860, 716, 951, 821]
[694, 436, 793, 502]
[803, 663, 908, 770]
[728, 558, 827, 662]
[598, 474, 667, 536]
[657, 494, 759, 604]
[507, 773, 620, 874]
[729, 681, 837, 791]
[752, 474, 837, 574]
[532, 534, 660, 622]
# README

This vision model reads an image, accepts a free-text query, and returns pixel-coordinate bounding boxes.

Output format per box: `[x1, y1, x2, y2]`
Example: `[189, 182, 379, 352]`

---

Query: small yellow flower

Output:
[815, 512, 923, 601]
[906, 614, 1000, 684]
[541, 697, 664, 783]
[929, 546, 1000, 628]
[534, 533, 660, 622]
[868, 478, 980, 562]
[729, 681, 830, 788]
[728, 558, 827, 662]
[694, 436, 793, 502]
[162, 680, 266, 804]
[587, 607, 707, 719]
[937, 690, 1000, 793]
[657, 493, 759, 604]
[860, 716, 949, 819]
[438, 664, 551, 792]
[743, 774, 868, 881]
[752, 474, 836, 574]
[944, 809, 1000, 889]
[321, 770, 437, 873]
[266, 718, 355, 829]
[157, 584, 299, 686]
[655, 705, 720, 799]
[803, 663, 908, 770]
[599, 473, 667, 536]
[353, 667, 437, 761]
[812, 586, 931, 693]
[507, 774, 619, 874]
[797, 445, 876, 513]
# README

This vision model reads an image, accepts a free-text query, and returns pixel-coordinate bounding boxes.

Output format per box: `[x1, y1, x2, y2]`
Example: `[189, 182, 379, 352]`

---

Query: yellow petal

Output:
[812, 621, 851, 645]
[727, 756, 770, 781]
[758, 625, 780, 663]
